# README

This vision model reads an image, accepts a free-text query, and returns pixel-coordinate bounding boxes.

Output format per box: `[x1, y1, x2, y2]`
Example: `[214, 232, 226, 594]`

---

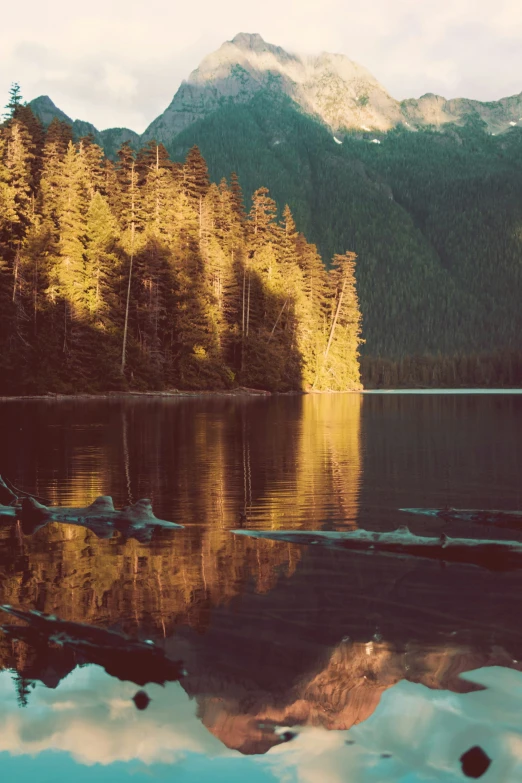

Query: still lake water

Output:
[0, 392, 521, 782]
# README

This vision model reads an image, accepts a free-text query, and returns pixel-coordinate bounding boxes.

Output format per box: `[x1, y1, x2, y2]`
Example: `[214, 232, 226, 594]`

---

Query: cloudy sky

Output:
[2, 0, 522, 133]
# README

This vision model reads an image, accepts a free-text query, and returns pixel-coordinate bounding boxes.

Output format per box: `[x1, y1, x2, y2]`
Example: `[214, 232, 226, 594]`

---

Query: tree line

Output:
[0, 86, 362, 394]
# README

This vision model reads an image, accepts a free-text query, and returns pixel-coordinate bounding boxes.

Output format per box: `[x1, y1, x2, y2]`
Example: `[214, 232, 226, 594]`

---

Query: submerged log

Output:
[0, 605, 185, 686]
[0, 493, 183, 542]
[232, 527, 522, 571]
[401, 507, 522, 532]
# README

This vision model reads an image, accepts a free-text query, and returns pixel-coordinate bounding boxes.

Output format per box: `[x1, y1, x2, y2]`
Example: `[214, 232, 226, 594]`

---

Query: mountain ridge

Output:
[28, 32, 522, 147]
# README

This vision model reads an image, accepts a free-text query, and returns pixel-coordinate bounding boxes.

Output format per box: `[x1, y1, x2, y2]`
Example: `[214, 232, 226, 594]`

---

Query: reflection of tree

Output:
[0, 525, 293, 635]
[13, 673, 33, 707]
[3, 394, 362, 531]
[0, 395, 362, 733]
[0, 396, 363, 640]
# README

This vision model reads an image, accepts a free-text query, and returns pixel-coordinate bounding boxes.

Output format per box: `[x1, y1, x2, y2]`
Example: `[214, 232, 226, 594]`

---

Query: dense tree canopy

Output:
[166, 92, 522, 385]
[0, 98, 362, 394]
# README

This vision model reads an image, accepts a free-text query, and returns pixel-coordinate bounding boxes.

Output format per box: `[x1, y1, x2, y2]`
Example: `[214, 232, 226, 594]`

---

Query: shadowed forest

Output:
[0, 89, 361, 395]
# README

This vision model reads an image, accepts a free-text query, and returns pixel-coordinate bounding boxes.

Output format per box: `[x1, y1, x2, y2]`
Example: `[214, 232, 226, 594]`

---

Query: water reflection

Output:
[1, 395, 362, 527]
[0, 394, 520, 780]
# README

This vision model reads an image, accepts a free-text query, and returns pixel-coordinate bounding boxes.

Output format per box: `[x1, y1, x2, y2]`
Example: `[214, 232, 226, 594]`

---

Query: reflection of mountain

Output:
[188, 640, 521, 754]
[166, 540, 522, 754]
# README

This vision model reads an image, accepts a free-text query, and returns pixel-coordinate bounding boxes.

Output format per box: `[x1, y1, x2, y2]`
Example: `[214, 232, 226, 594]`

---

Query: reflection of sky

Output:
[0, 667, 282, 782]
[2, 664, 522, 781]
[0, 753, 285, 783]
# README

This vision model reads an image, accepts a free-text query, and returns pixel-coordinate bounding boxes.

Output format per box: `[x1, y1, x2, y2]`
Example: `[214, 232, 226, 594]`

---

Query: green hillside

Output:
[167, 93, 522, 361]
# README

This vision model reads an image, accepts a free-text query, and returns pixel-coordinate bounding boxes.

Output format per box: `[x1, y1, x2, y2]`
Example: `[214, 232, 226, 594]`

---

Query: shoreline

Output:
[0, 387, 521, 401]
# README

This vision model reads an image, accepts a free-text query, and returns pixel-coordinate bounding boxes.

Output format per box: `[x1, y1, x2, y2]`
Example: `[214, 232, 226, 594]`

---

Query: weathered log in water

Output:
[401, 507, 522, 532]
[0, 605, 185, 686]
[233, 527, 522, 571]
[0, 492, 183, 542]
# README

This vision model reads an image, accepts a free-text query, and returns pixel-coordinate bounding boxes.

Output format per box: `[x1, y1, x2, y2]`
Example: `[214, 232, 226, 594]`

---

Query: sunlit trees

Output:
[0, 92, 363, 393]
[313, 252, 362, 390]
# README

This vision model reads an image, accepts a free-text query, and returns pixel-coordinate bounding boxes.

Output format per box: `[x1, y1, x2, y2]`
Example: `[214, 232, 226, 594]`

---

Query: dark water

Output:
[0, 392, 521, 782]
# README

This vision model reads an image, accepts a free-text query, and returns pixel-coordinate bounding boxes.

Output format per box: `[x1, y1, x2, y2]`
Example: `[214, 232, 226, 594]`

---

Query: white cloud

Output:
[1, 0, 522, 132]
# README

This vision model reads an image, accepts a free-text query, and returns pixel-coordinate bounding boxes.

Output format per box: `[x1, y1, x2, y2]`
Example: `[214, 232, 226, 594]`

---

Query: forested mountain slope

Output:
[19, 32, 522, 382]
[168, 93, 522, 361]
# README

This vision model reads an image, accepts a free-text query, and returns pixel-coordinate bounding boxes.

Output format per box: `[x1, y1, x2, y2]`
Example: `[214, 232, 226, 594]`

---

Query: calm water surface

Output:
[0, 393, 521, 782]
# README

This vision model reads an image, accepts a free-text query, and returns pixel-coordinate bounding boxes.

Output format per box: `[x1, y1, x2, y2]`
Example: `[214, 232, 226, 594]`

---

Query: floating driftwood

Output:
[401, 507, 522, 532]
[0, 605, 185, 686]
[0, 479, 183, 542]
[232, 527, 522, 570]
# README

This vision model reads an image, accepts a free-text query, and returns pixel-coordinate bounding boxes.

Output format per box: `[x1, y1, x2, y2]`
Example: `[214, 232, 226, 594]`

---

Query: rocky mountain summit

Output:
[142, 32, 402, 141]
[29, 32, 522, 148]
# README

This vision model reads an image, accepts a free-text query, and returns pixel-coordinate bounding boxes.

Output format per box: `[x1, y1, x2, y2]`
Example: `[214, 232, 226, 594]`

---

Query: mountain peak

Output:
[32, 95, 58, 109]
[230, 32, 267, 50]
[224, 32, 297, 64]
[143, 34, 399, 141]
[29, 95, 73, 126]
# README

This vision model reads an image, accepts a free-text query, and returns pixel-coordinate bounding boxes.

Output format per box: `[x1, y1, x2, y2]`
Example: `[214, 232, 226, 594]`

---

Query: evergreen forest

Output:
[0, 89, 362, 395]
[162, 93, 522, 387]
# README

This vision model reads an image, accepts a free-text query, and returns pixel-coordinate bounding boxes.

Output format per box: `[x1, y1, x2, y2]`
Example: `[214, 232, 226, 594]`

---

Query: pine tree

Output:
[10, 105, 45, 186]
[78, 135, 105, 199]
[3, 83, 23, 120]
[0, 137, 18, 235]
[183, 146, 210, 241]
[183, 145, 210, 202]
[229, 172, 246, 226]
[313, 252, 362, 391]
[84, 191, 120, 325]
[3, 120, 34, 237]
[248, 187, 279, 250]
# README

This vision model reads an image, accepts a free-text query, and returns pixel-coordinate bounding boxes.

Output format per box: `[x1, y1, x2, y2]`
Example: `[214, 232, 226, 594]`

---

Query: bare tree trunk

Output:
[12, 249, 19, 303]
[121, 222, 135, 373]
[268, 299, 288, 342]
[246, 272, 251, 337]
[33, 256, 38, 335]
[241, 268, 246, 335]
[121, 160, 137, 374]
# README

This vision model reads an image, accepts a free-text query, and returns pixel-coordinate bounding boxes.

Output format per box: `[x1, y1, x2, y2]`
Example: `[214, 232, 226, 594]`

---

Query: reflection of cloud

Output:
[2, 663, 522, 780]
[0, 666, 226, 766]
[263, 667, 522, 783]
